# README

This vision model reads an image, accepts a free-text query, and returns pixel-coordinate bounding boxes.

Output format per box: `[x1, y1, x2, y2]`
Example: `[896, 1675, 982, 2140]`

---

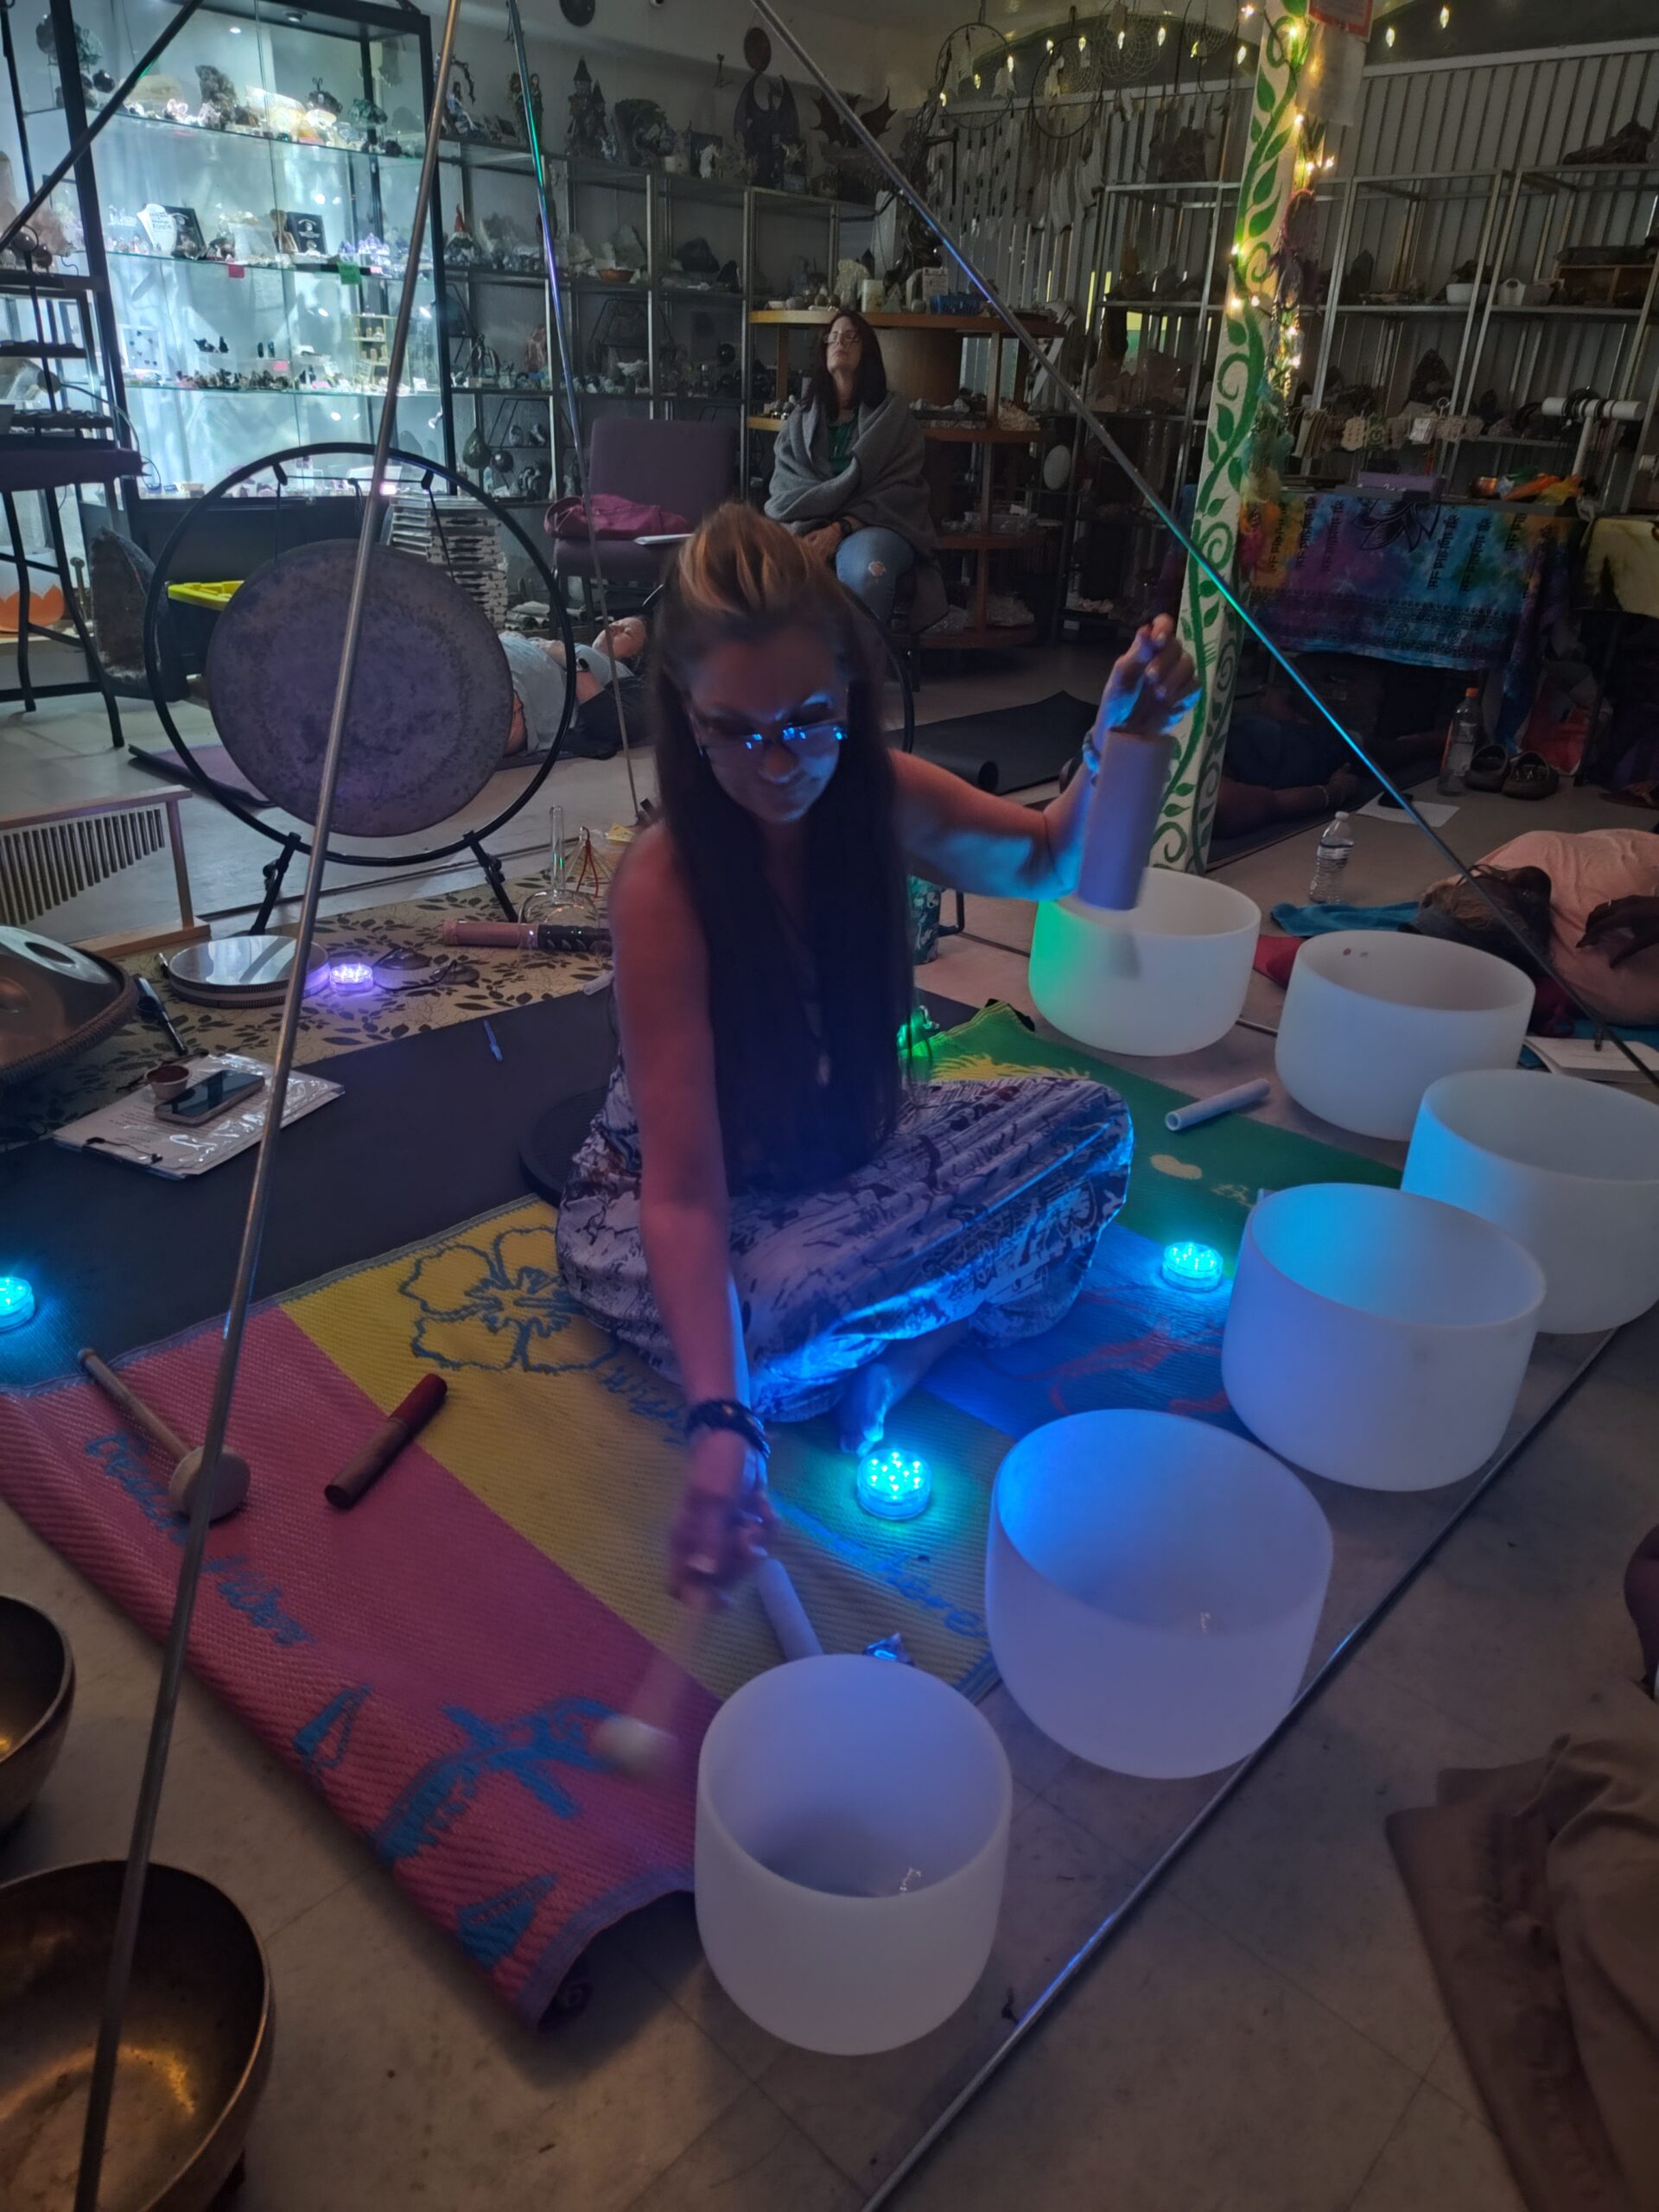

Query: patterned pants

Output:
[558, 1071, 1133, 1422]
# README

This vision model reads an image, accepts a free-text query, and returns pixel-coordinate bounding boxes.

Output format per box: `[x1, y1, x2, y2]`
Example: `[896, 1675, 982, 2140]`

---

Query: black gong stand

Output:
[140, 441, 577, 925]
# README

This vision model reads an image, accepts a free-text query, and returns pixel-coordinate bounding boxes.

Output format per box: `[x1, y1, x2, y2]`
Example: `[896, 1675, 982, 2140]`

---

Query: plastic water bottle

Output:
[1307, 811, 1355, 905]
[1439, 688, 1482, 794]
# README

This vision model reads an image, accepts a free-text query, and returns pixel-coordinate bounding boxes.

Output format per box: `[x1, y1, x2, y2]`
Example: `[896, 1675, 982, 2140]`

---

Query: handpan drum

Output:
[205, 540, 513, 839]
[0, 926, 136, 1084]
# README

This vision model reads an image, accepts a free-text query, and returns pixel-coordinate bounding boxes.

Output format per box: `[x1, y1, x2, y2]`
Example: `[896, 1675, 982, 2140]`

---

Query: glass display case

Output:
[21, 0, 451, 549]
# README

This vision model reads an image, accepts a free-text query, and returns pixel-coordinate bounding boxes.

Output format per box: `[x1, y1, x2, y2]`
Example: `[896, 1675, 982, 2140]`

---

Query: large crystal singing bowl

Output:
[695, 1654, 1012, 2054]
[1274, 930, 1533, 1140]
[1404, 1068, 1659, 1333]
[1028, 867, 1262, 1058]
[986, 1410, 1332, 1779]
[1223, 1183, 1545, 1490]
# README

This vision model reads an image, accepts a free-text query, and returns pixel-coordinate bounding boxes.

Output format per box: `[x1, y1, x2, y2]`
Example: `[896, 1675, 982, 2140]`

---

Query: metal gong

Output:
[0, 926, 137, 1084]
[205, 540, 513, 839]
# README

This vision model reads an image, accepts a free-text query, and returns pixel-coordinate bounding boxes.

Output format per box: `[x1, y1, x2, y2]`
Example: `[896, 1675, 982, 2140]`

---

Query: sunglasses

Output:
[694, 716, 847, 760]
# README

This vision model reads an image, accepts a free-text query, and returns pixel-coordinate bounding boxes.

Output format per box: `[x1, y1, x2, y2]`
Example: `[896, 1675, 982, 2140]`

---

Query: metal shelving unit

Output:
[1056, 175, 1234, 638]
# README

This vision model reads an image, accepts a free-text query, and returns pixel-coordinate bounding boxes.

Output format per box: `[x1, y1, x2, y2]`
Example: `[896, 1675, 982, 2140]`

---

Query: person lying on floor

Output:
[764, 308, 938, 630]
[1412, 823, 1659, 1026]
[558, 505, 1197, 1593]
[1211, 680, 1445, 840]
[500, 614, 647, 758]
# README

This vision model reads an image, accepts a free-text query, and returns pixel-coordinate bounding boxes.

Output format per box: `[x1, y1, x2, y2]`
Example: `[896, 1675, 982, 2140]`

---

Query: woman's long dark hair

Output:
[805, 308, 888, 419]
[651, 504, 912, 1192]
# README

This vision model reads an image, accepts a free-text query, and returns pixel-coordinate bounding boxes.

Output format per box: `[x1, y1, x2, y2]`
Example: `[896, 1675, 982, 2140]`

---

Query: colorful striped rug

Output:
[0, 1005, 1393, 2018]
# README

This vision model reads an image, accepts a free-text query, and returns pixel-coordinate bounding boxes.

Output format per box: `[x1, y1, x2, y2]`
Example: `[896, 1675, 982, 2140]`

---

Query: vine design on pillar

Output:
[1154, 0, 1306, 873]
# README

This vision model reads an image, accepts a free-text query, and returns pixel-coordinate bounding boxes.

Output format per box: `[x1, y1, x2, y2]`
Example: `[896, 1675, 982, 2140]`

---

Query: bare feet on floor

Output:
[836, 1319, 971, 1456]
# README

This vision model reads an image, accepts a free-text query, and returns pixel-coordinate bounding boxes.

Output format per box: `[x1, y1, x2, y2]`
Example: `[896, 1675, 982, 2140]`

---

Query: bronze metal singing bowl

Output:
[0, 1861, 272, 2210]
[0, 1594, 74, 1836]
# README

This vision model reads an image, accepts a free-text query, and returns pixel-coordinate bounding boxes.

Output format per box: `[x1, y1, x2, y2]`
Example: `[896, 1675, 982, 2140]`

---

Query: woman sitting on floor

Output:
[558, 505, 1197, 1592]
[764, 309, 937, 630]
[1413, 824, 1659, 1026]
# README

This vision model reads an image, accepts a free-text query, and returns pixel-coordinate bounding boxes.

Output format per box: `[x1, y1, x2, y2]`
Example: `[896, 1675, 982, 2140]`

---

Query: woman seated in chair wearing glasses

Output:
[764, 308, 936, 629]
[557, 506, 1197, 1593]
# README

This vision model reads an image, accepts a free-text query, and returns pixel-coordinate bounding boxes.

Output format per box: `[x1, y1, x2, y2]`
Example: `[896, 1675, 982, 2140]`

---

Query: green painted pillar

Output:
[1153, 0, 1310, 872]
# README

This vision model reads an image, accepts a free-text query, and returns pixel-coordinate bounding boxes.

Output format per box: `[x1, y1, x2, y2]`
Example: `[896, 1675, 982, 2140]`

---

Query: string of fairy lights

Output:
[931, 5, 1455, 111]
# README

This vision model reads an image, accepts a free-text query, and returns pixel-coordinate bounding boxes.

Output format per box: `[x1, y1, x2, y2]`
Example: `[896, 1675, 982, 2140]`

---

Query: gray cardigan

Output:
[765, 392, 938, 556]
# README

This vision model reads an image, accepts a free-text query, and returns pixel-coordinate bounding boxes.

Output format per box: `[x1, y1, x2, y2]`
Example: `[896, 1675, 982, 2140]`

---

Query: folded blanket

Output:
[1389, 1675, 1659, 2212]
[546, 494, 690, 541]
[765, 392, 937, 556]
[1269, 899, 1418, 935]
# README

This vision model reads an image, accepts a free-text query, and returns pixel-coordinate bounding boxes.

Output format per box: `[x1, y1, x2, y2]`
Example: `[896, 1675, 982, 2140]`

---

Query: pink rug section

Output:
[0, 1306, 713, 2021]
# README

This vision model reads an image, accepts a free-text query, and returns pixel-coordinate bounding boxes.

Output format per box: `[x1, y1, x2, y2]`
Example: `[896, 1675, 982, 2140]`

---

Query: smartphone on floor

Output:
[155, 1067, 266, 1127]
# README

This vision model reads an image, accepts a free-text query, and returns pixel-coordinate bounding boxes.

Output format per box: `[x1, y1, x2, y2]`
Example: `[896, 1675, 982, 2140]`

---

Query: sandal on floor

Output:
[1503, 749, 1560, 800]
[1463, 744, 1510, 791]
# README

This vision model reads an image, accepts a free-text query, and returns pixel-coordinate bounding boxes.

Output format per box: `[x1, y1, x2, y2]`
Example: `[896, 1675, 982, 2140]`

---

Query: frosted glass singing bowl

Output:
[695, 1655, 1012, 2054]
[1222, 1182, 1544, 1490]
[986, 1410, 1332, 1779]
[1028, 866, 1262, 1058]
[1404, 1069, 1659, 1334]
[1274, 931, 1533, 1141]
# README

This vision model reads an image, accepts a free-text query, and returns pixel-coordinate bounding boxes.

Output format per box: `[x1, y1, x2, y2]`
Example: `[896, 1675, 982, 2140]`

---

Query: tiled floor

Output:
[4, 657, 1655, 2210]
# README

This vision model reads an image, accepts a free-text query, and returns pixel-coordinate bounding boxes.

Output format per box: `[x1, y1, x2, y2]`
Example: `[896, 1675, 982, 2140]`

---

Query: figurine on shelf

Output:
[524, 325, 548, 378]
[735, 67, 802, 188]
[508, 69, 543, 146]
[445, 207, 484, 269]
[308, 77, 341, 118]
[347, 94, 387, 134]
[614, 98, 677, 168]
[444, 59, 485, 140]
[567, 60, 617, 163]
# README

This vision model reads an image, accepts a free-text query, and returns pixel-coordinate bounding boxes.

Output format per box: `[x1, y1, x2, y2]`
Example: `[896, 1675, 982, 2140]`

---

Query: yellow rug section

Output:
[284, 1198, 1007, 1701]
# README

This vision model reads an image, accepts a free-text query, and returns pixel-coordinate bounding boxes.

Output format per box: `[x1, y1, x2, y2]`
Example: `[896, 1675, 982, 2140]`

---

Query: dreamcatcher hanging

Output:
[1142, 7, 1219, 183]
[900, 6, 1018, 251]
[1020, 9, 1105, 213]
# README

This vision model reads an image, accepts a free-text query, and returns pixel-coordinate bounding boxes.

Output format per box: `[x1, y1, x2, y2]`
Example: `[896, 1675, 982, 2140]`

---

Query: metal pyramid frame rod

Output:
[70, 1, 468, 2202]
[747, 0, 1659, 1096]
[507, 0, 641, 819]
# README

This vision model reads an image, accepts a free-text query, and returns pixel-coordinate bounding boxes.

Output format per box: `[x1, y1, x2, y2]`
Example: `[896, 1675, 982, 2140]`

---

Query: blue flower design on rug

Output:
[400, 1224, 611, 1375]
